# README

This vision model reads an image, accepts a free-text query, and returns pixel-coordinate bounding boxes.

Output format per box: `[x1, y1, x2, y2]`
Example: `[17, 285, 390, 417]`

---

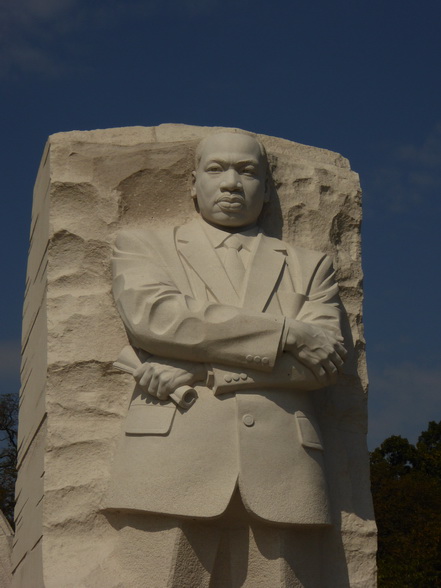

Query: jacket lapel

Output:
[176, 220, 240, 305]
[242, 234, 287, 312]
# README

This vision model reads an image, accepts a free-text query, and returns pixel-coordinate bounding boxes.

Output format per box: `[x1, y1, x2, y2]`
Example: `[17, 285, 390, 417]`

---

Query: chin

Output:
[223, 218, 247, 227]
[217, 218, 251, 229]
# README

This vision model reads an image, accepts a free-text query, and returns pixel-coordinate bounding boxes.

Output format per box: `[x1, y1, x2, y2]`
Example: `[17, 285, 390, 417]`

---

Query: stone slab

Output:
[14, 124, 376, 587]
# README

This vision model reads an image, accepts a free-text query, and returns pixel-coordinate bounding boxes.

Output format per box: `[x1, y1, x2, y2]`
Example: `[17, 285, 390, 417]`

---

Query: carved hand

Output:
[133, 358, 207, 401]
[284, 319, 347, 384]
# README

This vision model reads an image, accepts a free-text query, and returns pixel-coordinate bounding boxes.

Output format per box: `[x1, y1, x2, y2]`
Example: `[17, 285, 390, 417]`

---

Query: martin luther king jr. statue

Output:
[106, 131, 348, 586]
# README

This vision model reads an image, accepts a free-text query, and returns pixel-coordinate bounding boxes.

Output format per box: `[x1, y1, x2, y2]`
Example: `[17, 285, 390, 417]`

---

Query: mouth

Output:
[216, 195, 245, 211]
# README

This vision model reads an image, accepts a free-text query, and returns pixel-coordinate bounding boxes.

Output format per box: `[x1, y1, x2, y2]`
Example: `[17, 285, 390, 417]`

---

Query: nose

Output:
[220, 169, 242, 191]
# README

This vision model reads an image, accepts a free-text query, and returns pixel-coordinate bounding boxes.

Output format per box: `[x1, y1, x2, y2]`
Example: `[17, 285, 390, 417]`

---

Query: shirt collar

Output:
[199, 218, 260, 251]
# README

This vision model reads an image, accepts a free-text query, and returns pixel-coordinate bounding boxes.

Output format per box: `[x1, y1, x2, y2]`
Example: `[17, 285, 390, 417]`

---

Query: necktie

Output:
[223, 235, 245, 295]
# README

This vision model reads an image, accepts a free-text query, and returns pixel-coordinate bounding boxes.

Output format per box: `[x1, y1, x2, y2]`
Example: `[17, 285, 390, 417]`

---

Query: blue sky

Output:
[1, 0, 440, 448]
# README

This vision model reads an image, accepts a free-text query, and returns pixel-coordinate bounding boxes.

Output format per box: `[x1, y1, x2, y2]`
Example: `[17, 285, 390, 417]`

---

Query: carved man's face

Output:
[191, 133, 269, 229]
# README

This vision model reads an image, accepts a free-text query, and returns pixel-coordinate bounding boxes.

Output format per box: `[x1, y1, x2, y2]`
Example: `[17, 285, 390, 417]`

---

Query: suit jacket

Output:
[105, 219, 344, 526]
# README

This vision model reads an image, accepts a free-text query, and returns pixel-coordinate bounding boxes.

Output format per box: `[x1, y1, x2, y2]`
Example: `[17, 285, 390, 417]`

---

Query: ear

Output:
[191, 171, 197, 199]
[263, 173, 270, 203]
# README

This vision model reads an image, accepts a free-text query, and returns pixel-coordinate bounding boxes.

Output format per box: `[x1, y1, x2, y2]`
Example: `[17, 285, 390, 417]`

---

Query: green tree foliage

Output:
[371, 421, 441, 587]
[0, 393, 18, 526]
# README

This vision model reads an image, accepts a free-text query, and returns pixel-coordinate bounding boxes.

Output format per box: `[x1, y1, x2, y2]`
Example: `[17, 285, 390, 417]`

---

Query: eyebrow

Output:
[205, 158, 260, 166]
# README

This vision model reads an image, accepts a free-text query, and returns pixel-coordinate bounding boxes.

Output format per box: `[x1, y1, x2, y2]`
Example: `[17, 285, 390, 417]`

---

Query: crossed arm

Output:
[133, 320, 346, 400]
[113, 229, 347, 401]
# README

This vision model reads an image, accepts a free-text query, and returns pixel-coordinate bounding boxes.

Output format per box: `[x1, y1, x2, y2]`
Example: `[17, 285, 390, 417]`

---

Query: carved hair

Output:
[194, 130, 268, 170]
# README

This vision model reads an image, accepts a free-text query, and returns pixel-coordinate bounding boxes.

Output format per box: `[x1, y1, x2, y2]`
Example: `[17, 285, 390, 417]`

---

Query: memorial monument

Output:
[14, 124, 376, 587]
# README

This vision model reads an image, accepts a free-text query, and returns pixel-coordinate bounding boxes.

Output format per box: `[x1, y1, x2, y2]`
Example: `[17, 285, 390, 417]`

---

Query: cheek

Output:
[245, 186, 265, 206]
[197, 177, 217, 197]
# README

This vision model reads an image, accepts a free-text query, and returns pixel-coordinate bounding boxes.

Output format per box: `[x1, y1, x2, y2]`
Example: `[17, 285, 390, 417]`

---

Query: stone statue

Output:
[105, 131, 348, 585]
[15, 124, 376, 587]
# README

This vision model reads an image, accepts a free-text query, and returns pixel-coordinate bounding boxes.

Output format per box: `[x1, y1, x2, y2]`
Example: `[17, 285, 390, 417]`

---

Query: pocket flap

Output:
[295, 411, 323, 450]
[125, 400, 176, 435]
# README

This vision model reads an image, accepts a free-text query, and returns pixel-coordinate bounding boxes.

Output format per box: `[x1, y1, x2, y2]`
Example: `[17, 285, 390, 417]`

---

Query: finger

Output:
[133, 365, 145, 380]
[298, 350, 325, 371]
[321, 360, 337, 377]
[334, 342, 348, 359]
[328, 350, 345, 372]
[156, 376, 170, 401]
[312, 365, 329, 385]
[302, 358, 327, 383]
[297, 349, 334, 384]
[325, 367, 338, 385]
[323, 329, 344, 343]
[147, 372, 159, 397]
[319, 360, 339, 385]
[139, 370, 153, 388]
[139, 374, 153, 389]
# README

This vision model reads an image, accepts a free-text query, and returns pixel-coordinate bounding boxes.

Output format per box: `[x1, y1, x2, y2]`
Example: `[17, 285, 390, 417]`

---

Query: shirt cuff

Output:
[278, 318, 288, 356]
[205, 364, 214, 388]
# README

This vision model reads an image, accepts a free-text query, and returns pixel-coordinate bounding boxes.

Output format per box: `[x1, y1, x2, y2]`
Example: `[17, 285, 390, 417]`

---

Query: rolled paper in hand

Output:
[169, 386, 198, 409]
[113, 345, 198, 410]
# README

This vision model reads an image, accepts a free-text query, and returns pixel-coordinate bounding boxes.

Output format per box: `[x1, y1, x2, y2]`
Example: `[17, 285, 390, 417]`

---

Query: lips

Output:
[216, 194, 245, 211]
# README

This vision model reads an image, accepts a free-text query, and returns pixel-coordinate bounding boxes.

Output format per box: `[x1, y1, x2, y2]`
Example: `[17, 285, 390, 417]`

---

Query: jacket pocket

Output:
[125, 399, 176, 435]
[295, 411, 324, 450]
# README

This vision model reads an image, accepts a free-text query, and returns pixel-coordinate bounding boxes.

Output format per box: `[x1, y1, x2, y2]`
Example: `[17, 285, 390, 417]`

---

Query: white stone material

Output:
[14, 124, 376, 587]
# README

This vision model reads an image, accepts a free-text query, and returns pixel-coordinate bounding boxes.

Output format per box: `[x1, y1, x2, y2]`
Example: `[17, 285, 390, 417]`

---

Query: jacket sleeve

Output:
[112, 229, 285, 372]
[209, 249, 345, 393]
[293, 250, 343, 337]
[210, 353, 327, 394]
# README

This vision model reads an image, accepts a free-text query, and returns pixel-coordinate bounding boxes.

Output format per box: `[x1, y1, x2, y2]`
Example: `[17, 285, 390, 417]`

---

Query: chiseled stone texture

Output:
[0, 511, 13, 587]
[15, 124, 376, 587]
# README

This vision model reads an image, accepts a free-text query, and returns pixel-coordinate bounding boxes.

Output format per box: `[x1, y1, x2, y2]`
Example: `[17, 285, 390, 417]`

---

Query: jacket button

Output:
[242, 414, 254, 427]
[262, 356, 269, 365]
[246, 354, 253, 362]
[240, 373, 247, 380]
[233, 375, 240, 381]
[254, 356, 261, 363]
[224, 375, 232, 383]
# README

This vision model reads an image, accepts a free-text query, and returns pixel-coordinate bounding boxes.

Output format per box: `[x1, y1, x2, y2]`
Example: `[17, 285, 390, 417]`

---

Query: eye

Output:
[241, 166, 257, 177]
[206, 164, 223, 173]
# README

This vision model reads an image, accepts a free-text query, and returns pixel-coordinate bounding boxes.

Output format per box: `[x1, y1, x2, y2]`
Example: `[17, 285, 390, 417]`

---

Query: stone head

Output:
[191, 132, 270, 229]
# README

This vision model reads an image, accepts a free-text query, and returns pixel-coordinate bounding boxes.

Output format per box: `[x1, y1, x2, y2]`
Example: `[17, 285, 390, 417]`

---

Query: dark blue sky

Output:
[2, 0, 440, 448]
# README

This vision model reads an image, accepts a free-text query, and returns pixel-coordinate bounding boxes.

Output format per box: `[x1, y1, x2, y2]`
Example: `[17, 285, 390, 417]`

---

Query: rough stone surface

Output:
[0, 512, 13, 588]
[15, 124, 376, 587]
